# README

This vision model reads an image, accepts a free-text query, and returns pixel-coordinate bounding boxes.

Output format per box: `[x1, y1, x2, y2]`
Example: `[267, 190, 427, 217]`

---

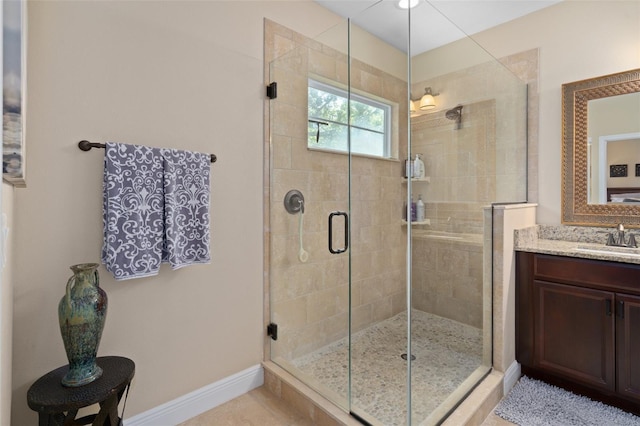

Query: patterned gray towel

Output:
[102, 142, 165, 280]
[162, 149, 211, 269]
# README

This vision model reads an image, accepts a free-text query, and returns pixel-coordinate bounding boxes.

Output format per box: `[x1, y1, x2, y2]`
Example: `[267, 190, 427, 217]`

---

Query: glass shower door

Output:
[345, 4, 412, 424]
[267, 20, 353, 412]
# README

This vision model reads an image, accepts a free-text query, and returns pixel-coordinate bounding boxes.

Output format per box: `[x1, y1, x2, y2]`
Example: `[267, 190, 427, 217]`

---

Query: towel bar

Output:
[78, 140, 217, 163]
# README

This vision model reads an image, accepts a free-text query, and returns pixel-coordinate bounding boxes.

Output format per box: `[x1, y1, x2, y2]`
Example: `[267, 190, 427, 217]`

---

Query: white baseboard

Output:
[503, 361, 521, 395]
[124, 364, 264, 426]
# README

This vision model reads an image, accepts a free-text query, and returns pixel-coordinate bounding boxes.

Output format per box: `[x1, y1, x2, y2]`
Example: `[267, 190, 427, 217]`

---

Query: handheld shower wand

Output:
[297, 200, 309, 263]
[284, 189, 309, 263]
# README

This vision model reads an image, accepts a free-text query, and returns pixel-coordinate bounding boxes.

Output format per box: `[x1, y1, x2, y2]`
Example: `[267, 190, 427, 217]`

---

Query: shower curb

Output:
[263, 361, 363, 425]
[263, 361, 504, 425]
[441, 370, 504, 426]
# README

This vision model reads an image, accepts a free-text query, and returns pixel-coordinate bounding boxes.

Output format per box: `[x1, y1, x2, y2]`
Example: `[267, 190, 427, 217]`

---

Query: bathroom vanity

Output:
[515, 226, 640, 415]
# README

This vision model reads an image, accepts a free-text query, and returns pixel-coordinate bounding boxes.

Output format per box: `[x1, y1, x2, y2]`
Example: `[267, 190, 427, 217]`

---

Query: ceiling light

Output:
[398, 0, 419, 9]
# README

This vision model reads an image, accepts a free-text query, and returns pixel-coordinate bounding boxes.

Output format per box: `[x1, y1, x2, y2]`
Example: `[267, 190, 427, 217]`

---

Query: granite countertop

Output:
[514, 225, 640, 265]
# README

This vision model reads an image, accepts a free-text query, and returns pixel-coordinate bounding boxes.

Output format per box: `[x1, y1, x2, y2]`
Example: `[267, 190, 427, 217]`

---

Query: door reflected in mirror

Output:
[587, 92, 640, 204]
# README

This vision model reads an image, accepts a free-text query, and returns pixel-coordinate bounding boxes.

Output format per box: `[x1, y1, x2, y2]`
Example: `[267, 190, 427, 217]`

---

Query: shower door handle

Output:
[328, 211, 349, 254]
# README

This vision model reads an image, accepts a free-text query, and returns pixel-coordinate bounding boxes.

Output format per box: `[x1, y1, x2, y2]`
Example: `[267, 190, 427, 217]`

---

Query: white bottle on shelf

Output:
[404, 159, 413, 178]
[413, 154, 425, 179]
[416, 194, 425, 222]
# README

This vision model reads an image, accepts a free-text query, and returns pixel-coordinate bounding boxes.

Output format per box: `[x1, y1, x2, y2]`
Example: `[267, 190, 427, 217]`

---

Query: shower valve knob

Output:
[284, 189, 305, 214]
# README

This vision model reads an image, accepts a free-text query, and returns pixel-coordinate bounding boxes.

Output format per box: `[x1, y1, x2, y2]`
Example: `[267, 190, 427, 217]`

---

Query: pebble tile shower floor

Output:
[291, 309, 483, 425]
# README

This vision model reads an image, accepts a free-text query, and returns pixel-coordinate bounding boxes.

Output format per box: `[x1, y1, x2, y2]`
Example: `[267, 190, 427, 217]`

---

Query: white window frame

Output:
[308, 79, 392, 159]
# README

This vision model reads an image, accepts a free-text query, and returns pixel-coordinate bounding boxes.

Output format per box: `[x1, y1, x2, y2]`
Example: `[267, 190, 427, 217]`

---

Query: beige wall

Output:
[1, 183, 14, 426]
[11, 1, 341, 424]
[606, 140, 640, 189]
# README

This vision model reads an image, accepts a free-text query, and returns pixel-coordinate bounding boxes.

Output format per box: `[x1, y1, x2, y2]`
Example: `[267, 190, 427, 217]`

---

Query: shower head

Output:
[445, 105, 463, 130]
[445, 105, 463, 121]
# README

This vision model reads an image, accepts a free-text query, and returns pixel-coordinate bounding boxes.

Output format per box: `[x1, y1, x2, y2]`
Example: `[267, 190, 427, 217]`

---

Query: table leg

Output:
[92, 394, 118, 426]
[63, 409, 80, 426]
[38, 412, 66, 426]
[38, 413, 54, 426]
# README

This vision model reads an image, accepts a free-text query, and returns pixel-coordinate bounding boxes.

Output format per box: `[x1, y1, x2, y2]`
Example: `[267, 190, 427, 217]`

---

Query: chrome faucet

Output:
[617, 223, 625, 245]
[606, 224, 638, 248]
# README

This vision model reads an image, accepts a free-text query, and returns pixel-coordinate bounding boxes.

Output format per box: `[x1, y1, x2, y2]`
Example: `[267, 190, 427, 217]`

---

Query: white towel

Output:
[162, 148, 211, 269]
[102, 142, 165, 280]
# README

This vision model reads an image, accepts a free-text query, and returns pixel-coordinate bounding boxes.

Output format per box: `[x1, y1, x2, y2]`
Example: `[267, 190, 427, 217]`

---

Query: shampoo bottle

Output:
[404, 158, 412, 178]
[413, 154, 425, 179]
[416, 195, 425, 222]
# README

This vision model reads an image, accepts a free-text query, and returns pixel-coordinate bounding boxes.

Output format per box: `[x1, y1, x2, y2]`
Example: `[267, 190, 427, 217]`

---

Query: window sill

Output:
[306, 146, 399, 162]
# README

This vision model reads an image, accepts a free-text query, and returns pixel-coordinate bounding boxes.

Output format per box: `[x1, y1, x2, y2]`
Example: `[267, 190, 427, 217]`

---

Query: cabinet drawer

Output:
[534, 255, 640, 295]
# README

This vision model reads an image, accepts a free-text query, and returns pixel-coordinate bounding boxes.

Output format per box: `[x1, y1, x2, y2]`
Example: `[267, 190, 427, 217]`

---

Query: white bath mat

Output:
[495, 376, 640, 425]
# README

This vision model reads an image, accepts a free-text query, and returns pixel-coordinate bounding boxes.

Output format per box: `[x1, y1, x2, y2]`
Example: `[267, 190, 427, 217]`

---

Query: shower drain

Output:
[400, 353, 416, 361]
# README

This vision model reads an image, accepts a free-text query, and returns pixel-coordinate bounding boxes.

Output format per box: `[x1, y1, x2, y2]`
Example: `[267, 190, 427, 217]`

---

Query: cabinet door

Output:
[534, 280, 615, 391]
[616, 293, 640, 403]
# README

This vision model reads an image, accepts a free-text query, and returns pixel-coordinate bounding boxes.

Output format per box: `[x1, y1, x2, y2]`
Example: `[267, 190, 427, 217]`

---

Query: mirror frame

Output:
[561, 68, 640, 227]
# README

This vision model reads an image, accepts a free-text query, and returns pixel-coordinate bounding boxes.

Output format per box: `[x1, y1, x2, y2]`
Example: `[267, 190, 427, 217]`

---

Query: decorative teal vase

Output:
[58, 263, 107, 387]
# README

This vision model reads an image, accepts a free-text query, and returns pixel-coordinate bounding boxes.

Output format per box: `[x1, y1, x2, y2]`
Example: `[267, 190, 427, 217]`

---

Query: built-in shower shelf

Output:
[401, 219, 431, 226]
[402, 177, 431, 183]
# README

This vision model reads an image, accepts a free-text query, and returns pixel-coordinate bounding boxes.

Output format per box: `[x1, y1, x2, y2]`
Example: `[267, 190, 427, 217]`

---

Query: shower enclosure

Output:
[266, 2, 527, 424]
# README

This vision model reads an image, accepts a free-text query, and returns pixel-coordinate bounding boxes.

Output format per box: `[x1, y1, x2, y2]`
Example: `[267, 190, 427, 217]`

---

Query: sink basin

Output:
[575, 245, 640, 258]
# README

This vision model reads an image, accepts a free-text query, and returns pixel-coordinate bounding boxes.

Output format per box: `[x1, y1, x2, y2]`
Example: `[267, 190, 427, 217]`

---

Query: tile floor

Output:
[178, 386, 316, 426]
[289, 310, 484, 425]
[178, 385, 514, 425]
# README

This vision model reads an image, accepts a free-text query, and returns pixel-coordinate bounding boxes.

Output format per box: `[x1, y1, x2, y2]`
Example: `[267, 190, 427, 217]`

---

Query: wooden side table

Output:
[27, 356, 135, 426]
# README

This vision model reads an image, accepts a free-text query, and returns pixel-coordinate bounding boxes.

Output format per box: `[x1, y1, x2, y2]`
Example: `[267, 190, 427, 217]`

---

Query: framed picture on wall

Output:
[610, 164, 628, 178]
[2, 0, 27, 187]
[636, 164, 640, 177]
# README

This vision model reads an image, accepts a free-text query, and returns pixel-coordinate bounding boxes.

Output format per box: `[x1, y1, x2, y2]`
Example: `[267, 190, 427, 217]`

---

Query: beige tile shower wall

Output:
[266, 21, 408, 361]
[408, 51, 536, 328]
[412, 50, 537, 208]
[410, 100, 496, 234]
[412, 237, 484, 328]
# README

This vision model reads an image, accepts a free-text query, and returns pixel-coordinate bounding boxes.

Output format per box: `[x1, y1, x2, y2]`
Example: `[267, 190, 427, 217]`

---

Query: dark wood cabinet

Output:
[534, 280, 615, 391]
[617, 293, 640, 403]
[516, 252, 640, 415]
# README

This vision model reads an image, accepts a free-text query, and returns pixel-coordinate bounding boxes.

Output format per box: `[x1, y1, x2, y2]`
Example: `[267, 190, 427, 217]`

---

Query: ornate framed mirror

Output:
[561, 68, 640, 227]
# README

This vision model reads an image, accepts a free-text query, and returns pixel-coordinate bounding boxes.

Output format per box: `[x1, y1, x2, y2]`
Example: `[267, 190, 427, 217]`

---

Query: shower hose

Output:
[298, 209, 309, 263]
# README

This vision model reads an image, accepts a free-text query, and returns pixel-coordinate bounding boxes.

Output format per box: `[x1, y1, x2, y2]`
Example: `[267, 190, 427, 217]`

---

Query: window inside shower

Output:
[308, 78, 392, 158]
